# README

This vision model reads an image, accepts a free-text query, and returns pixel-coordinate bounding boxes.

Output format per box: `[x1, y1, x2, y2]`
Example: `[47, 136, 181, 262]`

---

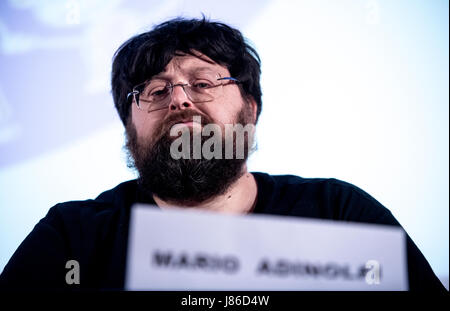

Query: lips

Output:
[170, 117, 202, 127]
[166, 116, 202, 135]
[162, 112, 210, 136]
[176, 118, 196, 124]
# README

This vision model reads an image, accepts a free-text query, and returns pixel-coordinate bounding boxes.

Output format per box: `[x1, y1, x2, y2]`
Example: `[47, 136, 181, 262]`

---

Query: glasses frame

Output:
[127, 77, 241, 112]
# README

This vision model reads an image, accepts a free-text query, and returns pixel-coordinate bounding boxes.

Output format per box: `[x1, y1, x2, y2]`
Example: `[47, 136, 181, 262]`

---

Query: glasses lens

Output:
[137, 80, 171, 111]
[186, 73, 223, 102]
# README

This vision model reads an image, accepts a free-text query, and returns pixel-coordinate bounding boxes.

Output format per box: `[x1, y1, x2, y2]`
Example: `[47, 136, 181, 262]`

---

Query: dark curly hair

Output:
[111, 16, 262, 126]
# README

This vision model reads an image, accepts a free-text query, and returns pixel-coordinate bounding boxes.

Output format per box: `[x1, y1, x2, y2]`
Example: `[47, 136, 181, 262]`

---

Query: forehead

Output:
[153, 53, 230, 79]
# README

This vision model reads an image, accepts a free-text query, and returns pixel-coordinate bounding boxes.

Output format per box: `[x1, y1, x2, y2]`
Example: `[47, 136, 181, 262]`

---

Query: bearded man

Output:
[0, 17, 445, 292]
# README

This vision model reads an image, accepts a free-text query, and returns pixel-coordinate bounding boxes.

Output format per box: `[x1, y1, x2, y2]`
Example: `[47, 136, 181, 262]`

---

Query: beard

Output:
[125, 105, 255, 207]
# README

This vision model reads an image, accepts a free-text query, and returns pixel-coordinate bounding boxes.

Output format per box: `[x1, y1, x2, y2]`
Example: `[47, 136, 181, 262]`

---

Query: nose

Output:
[168, 84, 194, 111]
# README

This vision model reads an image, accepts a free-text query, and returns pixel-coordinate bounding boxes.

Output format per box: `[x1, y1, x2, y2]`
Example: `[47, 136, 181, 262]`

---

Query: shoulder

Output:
[254, 171, 362, 189]
[252, 172, 398, 226]
[253, 171, 373, 202]
[0, 180, 138, 289]
[266, 173, 367, 192]
[43, 179, 138, 227]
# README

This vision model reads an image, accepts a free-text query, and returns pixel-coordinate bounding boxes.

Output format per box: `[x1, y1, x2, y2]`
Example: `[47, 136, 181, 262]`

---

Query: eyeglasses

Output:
[127, 73, 241, 113]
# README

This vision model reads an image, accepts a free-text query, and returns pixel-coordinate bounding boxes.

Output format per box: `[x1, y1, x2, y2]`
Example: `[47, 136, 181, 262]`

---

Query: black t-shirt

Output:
[0, 172, 445, 291]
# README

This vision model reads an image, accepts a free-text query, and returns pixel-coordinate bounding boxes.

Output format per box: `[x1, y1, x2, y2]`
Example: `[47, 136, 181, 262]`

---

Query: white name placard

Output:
[126, 204, 408, 290]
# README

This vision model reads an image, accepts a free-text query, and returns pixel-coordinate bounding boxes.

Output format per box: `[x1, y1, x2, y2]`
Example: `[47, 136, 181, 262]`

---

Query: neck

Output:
[153, 167, 258, 214]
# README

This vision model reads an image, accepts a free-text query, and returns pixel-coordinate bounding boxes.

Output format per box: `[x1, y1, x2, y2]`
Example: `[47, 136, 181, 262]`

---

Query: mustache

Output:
[148, 110, 215, 145]
[161, 110, 213, 132]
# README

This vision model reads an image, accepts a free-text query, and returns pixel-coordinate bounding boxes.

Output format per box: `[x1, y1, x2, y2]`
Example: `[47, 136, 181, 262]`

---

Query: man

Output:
[0, 17, 445, 291]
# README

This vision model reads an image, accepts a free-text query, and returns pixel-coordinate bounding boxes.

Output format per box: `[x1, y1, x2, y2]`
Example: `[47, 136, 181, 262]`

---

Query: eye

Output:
[151, 87, 169, 96]
[147, 86, 169, 98]
[193, 81, 213, 89]
[143, 80, 169, 97]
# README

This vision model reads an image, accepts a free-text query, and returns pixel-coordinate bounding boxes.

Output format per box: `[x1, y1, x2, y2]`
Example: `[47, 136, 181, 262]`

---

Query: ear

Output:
[246, 96, 258, 124]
